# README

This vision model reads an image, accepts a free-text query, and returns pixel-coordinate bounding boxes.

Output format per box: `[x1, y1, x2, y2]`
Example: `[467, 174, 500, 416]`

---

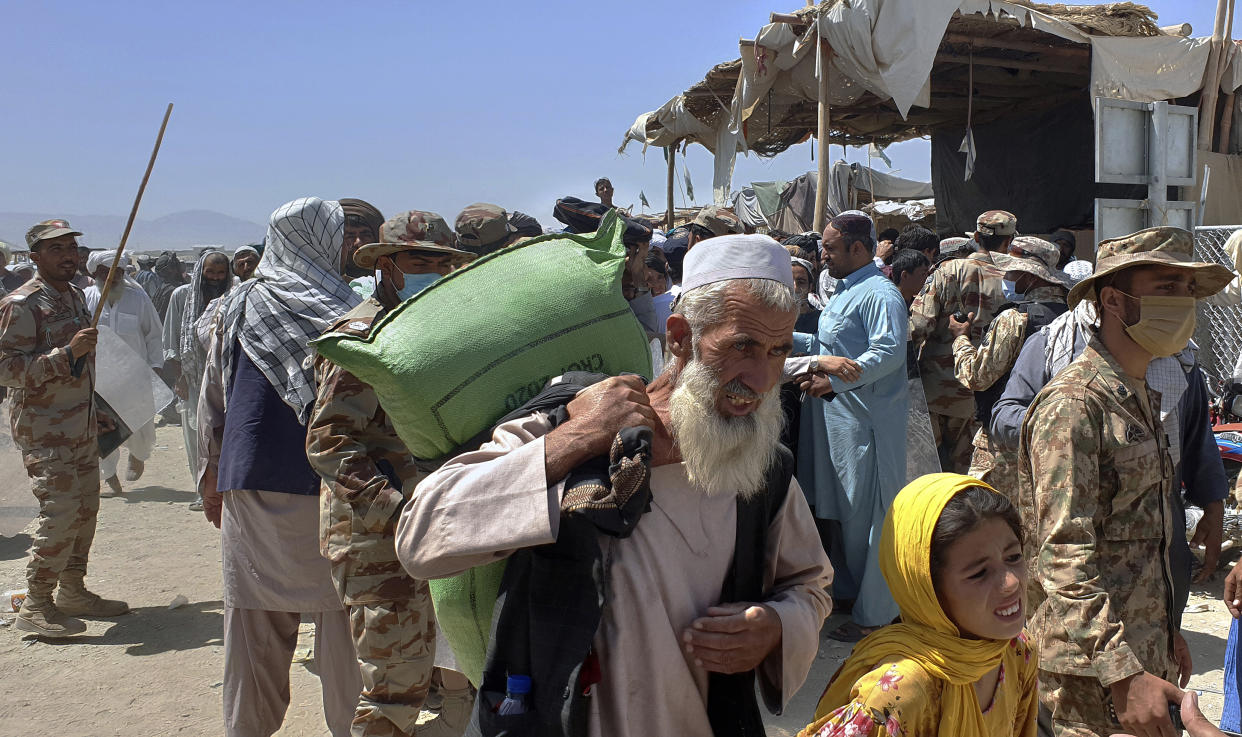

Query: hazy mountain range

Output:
[0, 210, 265, 252]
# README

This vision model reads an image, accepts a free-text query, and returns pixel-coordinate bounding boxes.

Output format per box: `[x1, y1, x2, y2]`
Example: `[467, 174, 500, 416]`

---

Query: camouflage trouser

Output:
[929, 412, 976, 474]
[1039, 670, 1124, 737]
[23, 441, 100, 600]
[340, 572, 436, 737]
[967, 429, 1019, 504]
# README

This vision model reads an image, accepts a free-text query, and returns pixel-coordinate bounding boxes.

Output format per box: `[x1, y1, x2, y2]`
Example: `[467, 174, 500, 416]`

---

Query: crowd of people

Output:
[0, 183, 1238, 737]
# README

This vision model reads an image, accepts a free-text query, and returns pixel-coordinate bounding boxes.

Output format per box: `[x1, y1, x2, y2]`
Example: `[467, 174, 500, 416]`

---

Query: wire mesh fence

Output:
[1193, 225, 1242, 396]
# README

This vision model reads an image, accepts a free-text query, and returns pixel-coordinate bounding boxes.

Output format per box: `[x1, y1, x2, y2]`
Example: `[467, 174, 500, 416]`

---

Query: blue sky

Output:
[0, 0, 1232, 232]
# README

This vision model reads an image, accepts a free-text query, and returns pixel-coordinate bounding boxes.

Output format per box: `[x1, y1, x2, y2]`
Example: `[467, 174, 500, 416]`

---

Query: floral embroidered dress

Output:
[798, 633, 1039, 737]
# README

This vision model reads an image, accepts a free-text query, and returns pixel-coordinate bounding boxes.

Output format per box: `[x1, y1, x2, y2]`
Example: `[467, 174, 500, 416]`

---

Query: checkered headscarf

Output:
[216, 197, 360, 421]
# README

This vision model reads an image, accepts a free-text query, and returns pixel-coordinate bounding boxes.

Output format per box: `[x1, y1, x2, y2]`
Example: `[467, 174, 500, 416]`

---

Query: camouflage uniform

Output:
[308, 298, 437, 737]
[1018, 340, 1176, 736]
[0, 272, 97, 605]
[909, 251, 1005, 472]
[954, 268, 1069, 500]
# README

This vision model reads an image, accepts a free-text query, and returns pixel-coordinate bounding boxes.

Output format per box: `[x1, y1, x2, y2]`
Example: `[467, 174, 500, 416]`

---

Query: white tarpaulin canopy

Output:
[623, 0, 1241, 203]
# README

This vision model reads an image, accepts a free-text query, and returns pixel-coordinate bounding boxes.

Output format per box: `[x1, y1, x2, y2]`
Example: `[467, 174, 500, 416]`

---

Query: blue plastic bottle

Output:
[497, 675, 532, 715]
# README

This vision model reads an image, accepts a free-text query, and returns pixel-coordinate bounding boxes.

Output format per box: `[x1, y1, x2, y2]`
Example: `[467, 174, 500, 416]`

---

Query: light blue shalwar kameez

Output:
[793, 261, 908, 628]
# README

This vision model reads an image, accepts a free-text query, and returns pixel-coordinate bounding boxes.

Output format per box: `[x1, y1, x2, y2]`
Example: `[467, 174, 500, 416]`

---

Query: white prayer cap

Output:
[87, 249, 129, 274]
[680, 234, 794, 294]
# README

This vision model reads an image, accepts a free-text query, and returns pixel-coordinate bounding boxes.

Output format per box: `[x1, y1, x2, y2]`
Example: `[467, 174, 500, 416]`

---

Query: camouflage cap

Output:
[938, 236, 972, 257]
[353, 210, 474, 269]
[692, 205, 742, 237]
[1003, 236, 1072, 289]
[970, 210, 1018, 238]
[25, 218, 83, 248]
[1067, 226, 1237, 307]
[455, 202, 517, 253]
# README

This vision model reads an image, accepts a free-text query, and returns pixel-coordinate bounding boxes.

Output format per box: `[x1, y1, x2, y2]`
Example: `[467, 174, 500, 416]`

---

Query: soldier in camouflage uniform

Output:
[687, 204, 742, 247]
[909, 210, 1014, 473]
[948, 237, 1070, 501]
[0, 220, 128, 636]
[1017, 227, 1235, 737]
[308, 210, 475, 737]
[454, 202, 521, 257]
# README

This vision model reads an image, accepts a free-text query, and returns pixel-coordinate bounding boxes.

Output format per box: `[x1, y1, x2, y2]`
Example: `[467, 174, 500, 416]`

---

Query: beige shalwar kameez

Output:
[396, 411, 833, 737]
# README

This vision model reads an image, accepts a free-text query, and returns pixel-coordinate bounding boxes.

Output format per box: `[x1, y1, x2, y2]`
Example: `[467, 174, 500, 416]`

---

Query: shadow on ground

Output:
[18, 599, 224, 655]
[117, 485, 196, 505]
[1182, 626, 1230, 676]
[0, 532, 32, 561]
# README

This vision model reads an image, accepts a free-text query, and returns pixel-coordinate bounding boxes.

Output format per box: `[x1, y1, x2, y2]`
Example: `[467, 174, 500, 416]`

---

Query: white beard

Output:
[667, 358, 784, 499]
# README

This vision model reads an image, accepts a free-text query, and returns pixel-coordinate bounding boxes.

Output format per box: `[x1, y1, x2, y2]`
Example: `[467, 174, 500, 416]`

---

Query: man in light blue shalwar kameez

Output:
[791, 212, 908, 641]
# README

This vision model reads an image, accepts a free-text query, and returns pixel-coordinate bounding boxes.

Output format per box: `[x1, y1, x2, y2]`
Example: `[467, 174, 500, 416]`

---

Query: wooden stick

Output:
[813, 38, 833, 234]
[934, 52, 1081, 75]
[941, 32, 1088, 57]
[92, 103, 173, 327]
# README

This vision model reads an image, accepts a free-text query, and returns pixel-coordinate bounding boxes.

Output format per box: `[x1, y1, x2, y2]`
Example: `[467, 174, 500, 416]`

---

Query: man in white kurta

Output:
[84, 251, 163, 493]
[396, 235, 832, 737]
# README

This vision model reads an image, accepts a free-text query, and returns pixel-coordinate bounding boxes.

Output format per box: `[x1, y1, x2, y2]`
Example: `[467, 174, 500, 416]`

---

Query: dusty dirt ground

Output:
[0, 423, 1234, 736]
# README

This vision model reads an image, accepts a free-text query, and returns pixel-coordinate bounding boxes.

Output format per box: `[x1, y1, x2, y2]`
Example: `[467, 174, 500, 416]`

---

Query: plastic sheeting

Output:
[95, 323, 173, 450]
[1091, 35, 1214, 103]
[1196, 151, 1242, 227]
[932, 99, 1095, 235]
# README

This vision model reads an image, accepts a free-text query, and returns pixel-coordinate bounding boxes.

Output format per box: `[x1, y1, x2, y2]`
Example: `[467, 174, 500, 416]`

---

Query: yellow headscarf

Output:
[814, 473, 1012, 737]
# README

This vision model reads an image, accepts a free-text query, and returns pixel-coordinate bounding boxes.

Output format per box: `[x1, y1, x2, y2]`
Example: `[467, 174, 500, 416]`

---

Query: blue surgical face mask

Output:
[395, 271, 440, 300]
[1002, 279, 1023, 302]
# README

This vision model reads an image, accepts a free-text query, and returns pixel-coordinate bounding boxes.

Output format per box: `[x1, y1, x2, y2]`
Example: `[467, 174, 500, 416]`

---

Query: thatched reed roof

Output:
[632, 2, 1170, 157]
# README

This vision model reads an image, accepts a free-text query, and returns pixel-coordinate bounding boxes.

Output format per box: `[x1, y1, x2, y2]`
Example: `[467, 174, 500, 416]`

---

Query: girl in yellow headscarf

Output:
[798, 473, 1038, 737]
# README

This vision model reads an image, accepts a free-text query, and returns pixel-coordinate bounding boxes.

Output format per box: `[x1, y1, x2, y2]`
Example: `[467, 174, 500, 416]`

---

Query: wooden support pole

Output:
[940, 32, 1088, 58]
[933, 52, 1081, 75]
[813, 38, 833, 234]
[666, 144, 676, 231]
[770, 12, 805, 26]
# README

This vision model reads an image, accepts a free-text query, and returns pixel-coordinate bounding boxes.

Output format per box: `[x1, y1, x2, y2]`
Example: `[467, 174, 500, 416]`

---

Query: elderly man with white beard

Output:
[396, 234, 832, 737]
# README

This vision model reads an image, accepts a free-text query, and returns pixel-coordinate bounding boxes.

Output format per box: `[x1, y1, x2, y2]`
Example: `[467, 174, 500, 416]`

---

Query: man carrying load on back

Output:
[396, 234, 832, 737]
[307, 210, 474, 737]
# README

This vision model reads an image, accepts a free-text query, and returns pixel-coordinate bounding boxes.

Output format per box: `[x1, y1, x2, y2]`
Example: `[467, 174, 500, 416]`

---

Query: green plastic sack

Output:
[314, 210, 653, 460]
[426, 559, 506, 687]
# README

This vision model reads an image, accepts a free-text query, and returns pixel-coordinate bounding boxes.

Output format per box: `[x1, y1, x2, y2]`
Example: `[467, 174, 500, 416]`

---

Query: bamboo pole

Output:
[666, 144, 676, 231]
[92, 103, 174, 326]
[813, 38, 833, 234]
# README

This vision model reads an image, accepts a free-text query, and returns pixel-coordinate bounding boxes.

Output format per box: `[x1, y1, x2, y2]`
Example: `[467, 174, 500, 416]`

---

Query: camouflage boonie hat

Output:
[938, 237, 972, 258]
[353, 210, 473, 269]
[692, 205, 742, 237]
[455, 202, 517, 253]
[25, 218, 83, 248]
[969, 210, 1018, 238]
[1067, 226, 1237, 307]
[1003, 236, 1072, 289]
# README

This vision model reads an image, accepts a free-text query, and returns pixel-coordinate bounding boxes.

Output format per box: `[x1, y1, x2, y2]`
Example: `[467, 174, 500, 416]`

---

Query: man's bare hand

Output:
[545, 375, 657, 484]
[1181, 690, 1223, 737]
[1173, 632, 1192, 688]
[68, 327, 98, 358]
[797, 371, 835, 399]
[682, 602, 782, 674]
[96, 413, 117, 434]
[1191, 501, 1224, 583]
[199, 466, 222, 529]
[1109, 671, 1183, 737]
[876, 239, 895, 264]
[948, 311, 974, 340]
[1225, 558, 1242, 618]
[818, 356, 861, 383]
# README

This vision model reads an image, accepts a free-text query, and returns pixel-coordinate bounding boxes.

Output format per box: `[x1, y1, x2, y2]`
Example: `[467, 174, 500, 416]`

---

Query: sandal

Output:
[827, 621, 880, 643]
